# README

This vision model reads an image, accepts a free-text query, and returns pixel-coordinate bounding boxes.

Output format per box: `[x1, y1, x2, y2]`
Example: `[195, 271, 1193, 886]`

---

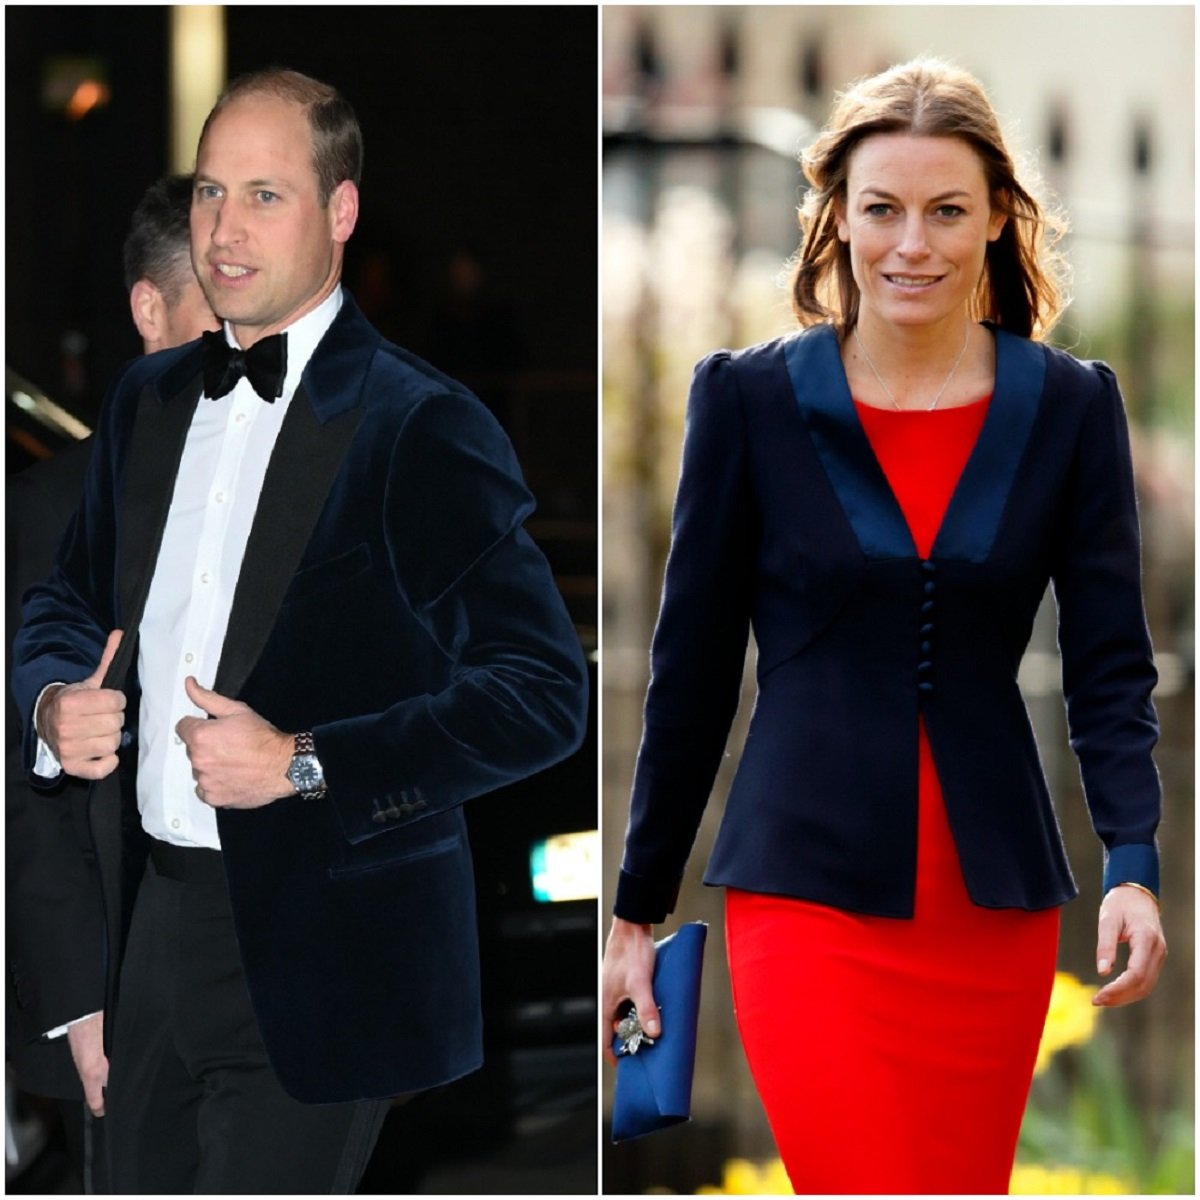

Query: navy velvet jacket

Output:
[615, 323, 1160, 925]
[12, 294, 588, 1103]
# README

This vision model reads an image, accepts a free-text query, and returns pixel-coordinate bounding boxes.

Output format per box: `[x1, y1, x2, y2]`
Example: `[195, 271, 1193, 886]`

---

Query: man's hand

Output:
[1093, 884, 1166, 1007]
[36, 629, 126, 779]
[601, 917, 659, 1067]
[175, 677, 294, 809]
[66, 1013, 108, 1117]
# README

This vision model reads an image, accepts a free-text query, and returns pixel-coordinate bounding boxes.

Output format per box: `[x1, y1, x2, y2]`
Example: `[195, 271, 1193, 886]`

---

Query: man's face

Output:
[191, 93, 357, 348]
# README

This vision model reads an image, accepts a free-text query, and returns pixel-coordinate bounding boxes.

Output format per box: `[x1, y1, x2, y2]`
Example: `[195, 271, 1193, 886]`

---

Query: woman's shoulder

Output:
[1041, 339, 1116, 382]
[994, 325, 1117, 391]
[990, 327, 1122, 428]
[693, 323, 836, 382]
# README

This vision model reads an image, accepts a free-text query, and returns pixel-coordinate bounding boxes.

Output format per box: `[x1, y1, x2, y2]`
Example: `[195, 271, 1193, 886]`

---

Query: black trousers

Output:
[105, 844, 388, 1194]
[55, 1100, 109, 1194]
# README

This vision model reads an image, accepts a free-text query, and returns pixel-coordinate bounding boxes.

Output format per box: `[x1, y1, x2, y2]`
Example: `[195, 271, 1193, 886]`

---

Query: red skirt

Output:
[725, 724, 1060, 1194]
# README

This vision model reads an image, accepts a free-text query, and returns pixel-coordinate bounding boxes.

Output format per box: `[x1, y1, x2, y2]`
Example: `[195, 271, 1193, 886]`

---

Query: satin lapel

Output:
[783, 324, 915, 559]
[212, 384, 363, 698]
[107, 377, 204, 686]
[931, 328, 1045, 561]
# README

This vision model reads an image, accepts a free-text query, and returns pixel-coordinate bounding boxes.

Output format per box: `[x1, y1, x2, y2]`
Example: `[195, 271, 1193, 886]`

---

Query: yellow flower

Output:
[760, 1160, 793, 1194]
[704, 1157, 793, 1195]
[700, 1155, 1131, 1196]
[1035, 971, 1099, 1074]
[1010, 1161, 1131, 1194]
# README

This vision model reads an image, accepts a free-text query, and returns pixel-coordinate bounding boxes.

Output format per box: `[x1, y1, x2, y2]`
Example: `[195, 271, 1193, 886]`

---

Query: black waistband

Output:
[149, 838, 225, 884]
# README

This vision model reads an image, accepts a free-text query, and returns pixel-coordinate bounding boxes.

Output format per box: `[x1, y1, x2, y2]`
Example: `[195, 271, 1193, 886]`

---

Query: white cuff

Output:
[44, 1011, 102, 1040]
[31, 683, 65, 779]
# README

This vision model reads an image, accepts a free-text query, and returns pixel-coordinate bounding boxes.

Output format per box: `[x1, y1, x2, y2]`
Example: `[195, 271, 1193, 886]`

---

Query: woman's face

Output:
[835, 133, 1006, 337]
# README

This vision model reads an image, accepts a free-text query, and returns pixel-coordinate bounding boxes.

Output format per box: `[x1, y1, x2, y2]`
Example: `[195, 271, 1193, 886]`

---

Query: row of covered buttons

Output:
[918, 559, 936, 696]
[371, 795, 429, 823]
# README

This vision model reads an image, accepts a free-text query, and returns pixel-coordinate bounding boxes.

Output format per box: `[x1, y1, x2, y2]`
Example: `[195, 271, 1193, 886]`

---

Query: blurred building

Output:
[601, 6, 1193, 1192]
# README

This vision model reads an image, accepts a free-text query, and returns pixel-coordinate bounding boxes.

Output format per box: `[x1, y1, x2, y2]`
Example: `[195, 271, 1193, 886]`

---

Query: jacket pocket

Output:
[326, 816, 460, 883]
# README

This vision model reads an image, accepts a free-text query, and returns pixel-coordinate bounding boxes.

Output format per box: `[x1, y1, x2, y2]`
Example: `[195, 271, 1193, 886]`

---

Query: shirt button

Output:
[200, 572, 210, 584]
[184, 652, 194, 664]
[235, 413, 247, 424]
[171, 818, 181, 830]
[173, 734, 182, 745]
[215, 492, 225, 504]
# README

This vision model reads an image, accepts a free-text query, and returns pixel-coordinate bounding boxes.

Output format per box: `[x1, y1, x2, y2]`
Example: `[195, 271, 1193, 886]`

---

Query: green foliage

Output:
[1054, 295, 1195, 436]
[1019, 1028, 1195, 1194]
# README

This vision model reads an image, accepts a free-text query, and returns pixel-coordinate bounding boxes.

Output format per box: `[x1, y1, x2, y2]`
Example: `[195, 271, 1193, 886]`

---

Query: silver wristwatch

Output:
[286, 731, 327, 799]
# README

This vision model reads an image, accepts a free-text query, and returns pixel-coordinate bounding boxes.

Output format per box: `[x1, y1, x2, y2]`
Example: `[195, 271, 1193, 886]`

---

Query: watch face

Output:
[289, 754, 323, 791]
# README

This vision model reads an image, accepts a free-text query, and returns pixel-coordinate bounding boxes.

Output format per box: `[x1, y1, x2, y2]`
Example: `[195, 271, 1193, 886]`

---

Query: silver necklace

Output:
[853, 323, 971, 412]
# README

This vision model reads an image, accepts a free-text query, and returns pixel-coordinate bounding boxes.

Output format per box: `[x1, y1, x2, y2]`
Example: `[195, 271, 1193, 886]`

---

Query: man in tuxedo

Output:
[12, 69, 587, 1193]
[6, 173, 218, 1192]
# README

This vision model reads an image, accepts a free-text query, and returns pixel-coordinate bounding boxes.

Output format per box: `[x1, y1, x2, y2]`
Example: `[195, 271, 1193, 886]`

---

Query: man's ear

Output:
[328, 180, 360, 246]
[130, 279, 167, 351]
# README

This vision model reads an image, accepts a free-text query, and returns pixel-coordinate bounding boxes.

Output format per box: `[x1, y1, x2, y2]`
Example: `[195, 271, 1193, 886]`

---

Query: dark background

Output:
[6, 5, 598, 1194]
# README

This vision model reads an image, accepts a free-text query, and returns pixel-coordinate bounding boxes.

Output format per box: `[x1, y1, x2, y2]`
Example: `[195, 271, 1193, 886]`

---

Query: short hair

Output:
[122, 173, 196, 305]
[198, 68, 363, 207]
[790, 57, 1070, 341]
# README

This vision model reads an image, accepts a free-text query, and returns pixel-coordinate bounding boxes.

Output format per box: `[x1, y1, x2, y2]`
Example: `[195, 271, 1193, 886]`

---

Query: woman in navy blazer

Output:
[603, 59, 1166, 1192]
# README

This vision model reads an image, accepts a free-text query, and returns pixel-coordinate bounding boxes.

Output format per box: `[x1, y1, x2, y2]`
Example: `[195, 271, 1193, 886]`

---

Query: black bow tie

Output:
[201, 330, 287, 402]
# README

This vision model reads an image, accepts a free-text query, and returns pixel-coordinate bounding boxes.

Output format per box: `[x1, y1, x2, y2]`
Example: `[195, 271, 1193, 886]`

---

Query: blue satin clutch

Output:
[610, 921, 708, 1143]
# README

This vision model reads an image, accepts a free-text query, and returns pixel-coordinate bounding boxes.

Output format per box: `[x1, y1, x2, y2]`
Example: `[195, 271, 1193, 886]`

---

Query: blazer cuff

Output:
[1102, 843, 1159, 898]
[613, 868, 680, 926]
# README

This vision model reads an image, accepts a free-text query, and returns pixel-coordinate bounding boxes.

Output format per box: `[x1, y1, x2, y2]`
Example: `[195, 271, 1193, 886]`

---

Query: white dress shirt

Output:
[36, 287, 343, 852]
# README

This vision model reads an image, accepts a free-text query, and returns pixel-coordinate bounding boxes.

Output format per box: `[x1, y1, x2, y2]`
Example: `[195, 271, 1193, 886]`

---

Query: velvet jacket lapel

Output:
[783, 323, 1046, 562]
[212, 385, 363, 698]
[211, 297, 376, 695]
[108, 363, 205, 686]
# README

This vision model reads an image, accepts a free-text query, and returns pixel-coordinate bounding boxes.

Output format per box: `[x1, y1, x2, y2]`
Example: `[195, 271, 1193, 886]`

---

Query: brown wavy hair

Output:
[790, 58, 1070, 341]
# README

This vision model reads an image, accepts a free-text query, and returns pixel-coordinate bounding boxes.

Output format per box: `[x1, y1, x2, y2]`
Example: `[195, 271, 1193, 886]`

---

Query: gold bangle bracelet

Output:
[1113, 881, 1161, 909]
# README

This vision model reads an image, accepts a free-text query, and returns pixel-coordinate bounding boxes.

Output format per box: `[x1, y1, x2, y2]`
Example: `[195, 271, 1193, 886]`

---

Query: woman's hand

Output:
[1092, 884, 1166, 1007]
[602, 917, 659, 1066]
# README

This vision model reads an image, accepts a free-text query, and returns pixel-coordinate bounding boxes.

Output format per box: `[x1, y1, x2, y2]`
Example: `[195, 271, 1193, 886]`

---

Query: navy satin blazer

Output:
[616, 323, 1160, 925]
[12, 294, 588, 1103]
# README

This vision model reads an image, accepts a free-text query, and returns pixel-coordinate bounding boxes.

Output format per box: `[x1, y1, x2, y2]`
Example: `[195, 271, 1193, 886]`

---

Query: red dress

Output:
[725, 396, 1060, 1194]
